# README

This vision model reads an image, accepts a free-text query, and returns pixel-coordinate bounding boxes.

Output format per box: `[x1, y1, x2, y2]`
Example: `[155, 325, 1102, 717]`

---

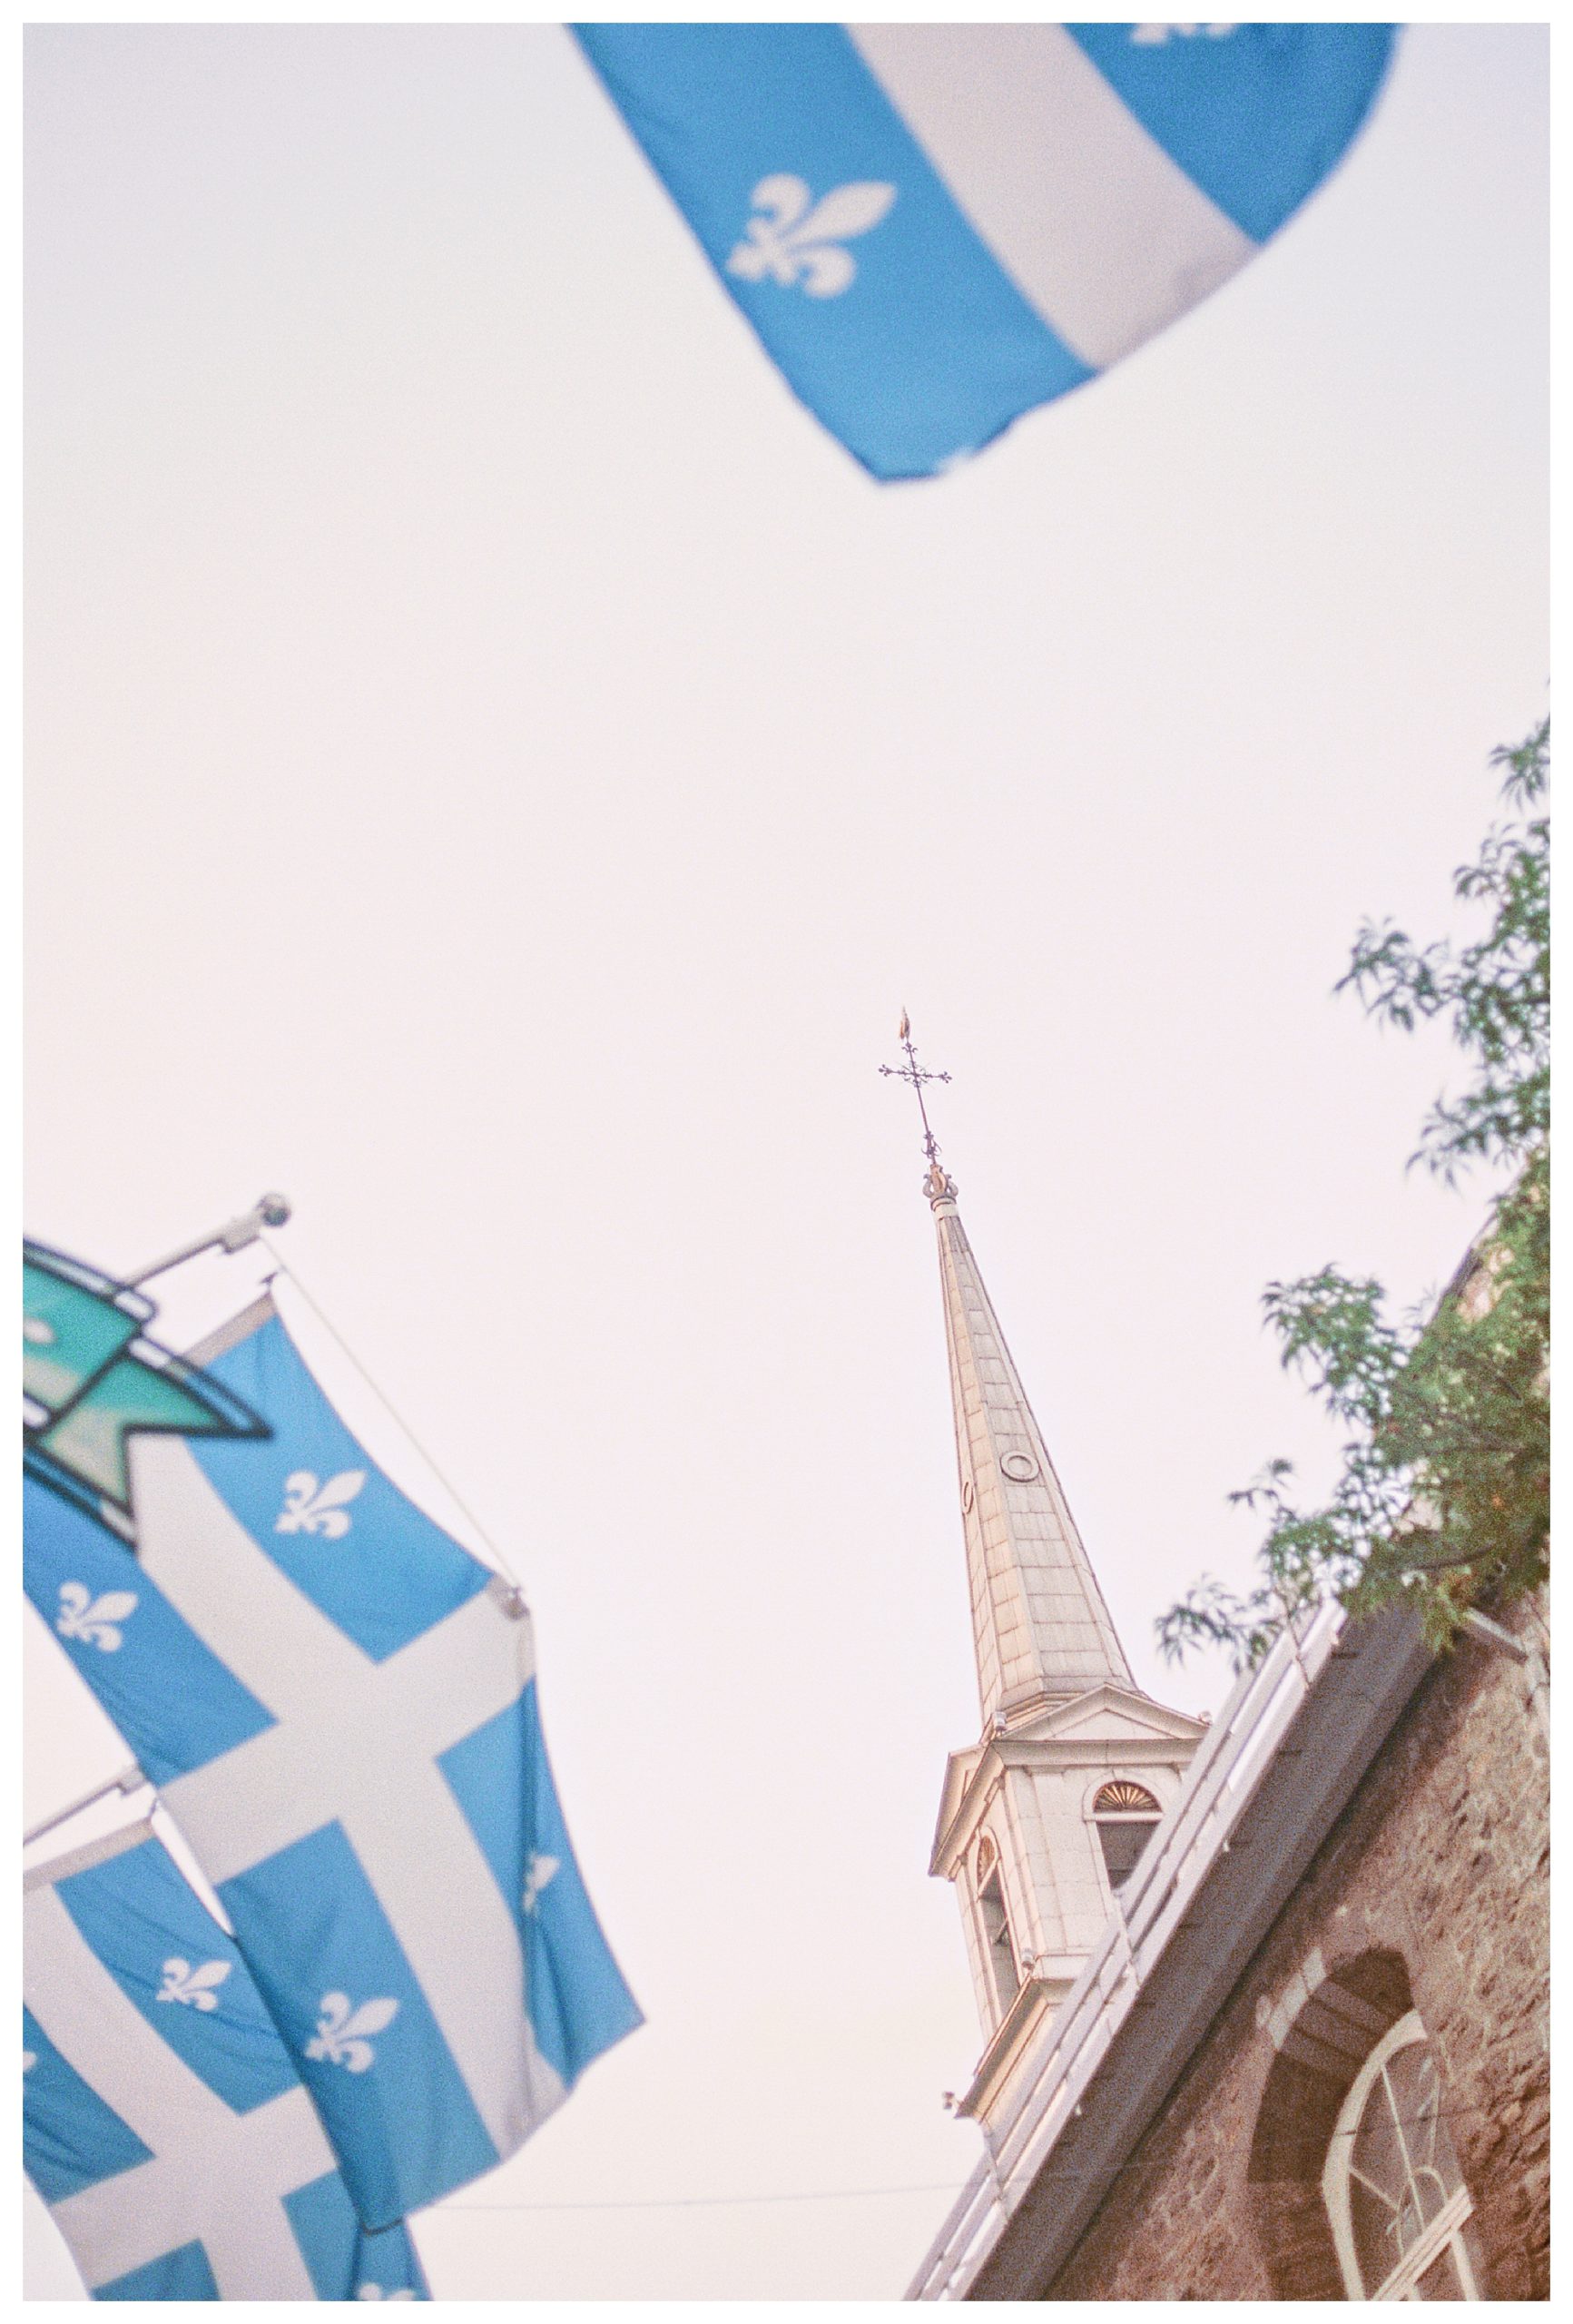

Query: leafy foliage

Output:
[1158, 723, 1549, 1672]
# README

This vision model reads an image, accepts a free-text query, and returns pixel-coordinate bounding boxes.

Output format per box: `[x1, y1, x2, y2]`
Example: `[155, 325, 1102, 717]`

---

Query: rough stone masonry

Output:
[1043, 1593, 1548, 2301]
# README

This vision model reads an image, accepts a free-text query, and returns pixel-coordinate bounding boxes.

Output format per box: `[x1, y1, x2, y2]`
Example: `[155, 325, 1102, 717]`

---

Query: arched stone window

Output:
[1091, 1779, 1161, 1897]
[1247, 1951, 1483, 2300]
[1322, 2011, 1480, 2299]
[973, 1835, 1019, 2014]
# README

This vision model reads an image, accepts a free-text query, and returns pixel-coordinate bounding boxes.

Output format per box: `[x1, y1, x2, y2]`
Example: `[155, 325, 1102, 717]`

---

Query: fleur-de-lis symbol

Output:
[156, 1956, 232, 2011]
[356, 2289, 417, 2302]
[275, 1469, 367, 1539]
[23, 2050, 37, 2073]
[726, 174, 896, 298]
[1131, 23, 1238, 44]
[305, 1991, 399, 2073]
[522, 1853, 561, 1916]
[55, 1581, 139, 1653]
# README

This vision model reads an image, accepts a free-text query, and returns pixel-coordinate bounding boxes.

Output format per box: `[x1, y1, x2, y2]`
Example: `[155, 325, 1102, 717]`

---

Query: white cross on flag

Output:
[23, 1294, 642, 2227]
[24, 1822, 428, 2299]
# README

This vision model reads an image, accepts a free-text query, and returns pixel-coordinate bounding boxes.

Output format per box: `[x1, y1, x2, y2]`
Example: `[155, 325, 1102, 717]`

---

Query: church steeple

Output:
[886, 1020, 1208, 2126]
[924, 1157, 1134, 1725]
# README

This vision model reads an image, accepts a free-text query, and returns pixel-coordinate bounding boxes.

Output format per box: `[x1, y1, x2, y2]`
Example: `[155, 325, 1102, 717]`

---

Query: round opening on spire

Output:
[1000, 1452, 1038, 1482]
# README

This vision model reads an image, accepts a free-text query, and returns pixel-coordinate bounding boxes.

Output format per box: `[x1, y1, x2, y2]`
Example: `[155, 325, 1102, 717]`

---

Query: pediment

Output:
[1015, 1683, 1209, 1747]
[930, 1685, 1208, 1875]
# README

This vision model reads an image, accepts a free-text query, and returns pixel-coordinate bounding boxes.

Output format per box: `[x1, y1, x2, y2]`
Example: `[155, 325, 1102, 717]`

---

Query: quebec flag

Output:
[24, 1821, 428, 2299]
[24, 1293, 642, 2228]
[575, 23, 1397, 478]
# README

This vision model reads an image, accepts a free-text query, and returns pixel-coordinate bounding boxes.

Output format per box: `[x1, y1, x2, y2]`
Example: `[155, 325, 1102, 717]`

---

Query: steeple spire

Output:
[882, 1018, 1134, 1725]
[928, 1169, 1135, 1722]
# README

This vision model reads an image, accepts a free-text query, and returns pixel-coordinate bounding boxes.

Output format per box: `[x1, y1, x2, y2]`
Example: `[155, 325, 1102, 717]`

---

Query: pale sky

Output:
[24, 16, 1548, 2301]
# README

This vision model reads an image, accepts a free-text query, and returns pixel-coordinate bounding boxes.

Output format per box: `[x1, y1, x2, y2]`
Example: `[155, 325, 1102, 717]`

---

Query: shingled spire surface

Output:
[927, 1163, 1135, 1725]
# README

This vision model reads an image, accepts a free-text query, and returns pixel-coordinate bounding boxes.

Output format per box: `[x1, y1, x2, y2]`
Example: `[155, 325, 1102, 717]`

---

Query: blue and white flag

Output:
[24, 1821, 428, 2300]
[575, 23, 1396, 478]
[24, 1292, 642, 2227]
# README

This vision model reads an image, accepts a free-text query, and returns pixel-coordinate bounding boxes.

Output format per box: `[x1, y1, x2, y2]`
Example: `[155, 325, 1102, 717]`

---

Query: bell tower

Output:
[885, 1021, 1207, 2130]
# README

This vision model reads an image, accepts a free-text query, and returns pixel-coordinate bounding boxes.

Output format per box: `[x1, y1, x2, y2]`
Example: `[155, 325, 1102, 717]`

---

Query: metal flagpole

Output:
[24, 1767, 148, 1850]
[128, 1194, 292, 1289]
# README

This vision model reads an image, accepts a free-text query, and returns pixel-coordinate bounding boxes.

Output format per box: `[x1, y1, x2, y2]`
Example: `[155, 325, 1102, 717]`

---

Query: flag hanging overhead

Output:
[24, 1282, 642, 2228]
[25, 1821, 429, 2300]
[574, 23, 1396, 479]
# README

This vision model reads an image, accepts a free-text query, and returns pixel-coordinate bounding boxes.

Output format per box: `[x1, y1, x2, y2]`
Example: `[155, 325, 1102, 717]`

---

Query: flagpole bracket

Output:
[224, 1194, 291, 1249]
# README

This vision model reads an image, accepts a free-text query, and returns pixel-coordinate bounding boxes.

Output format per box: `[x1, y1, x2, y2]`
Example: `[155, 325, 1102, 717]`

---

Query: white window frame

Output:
[974, 1852, 1020, 2018]
[1322, 2010, 1480, 2300]
[1086, 1783, 1163, 1908]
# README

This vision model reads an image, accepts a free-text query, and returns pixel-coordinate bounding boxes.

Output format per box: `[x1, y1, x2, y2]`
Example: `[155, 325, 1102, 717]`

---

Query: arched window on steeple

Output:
[973, 1836, 1019, 2015]
[1092, 1780, 1162, 1898]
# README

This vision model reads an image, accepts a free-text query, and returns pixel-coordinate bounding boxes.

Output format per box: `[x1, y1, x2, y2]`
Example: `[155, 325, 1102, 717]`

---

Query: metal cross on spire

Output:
[880, 1010, 951, 1169]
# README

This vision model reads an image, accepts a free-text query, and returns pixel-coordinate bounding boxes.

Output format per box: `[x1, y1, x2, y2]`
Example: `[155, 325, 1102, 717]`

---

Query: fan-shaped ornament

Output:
[1095, 1780, 1160, 1814]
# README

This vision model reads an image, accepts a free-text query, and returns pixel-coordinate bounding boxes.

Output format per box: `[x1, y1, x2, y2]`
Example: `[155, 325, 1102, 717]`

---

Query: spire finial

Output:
[880, 1013, 957, 1205]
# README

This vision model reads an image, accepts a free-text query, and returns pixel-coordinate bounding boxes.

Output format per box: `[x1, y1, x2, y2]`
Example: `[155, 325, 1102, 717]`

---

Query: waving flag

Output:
[24, 1287, 642, 2227]
[25, 1822, 428, 2300]
[575, 23, 1396, 478]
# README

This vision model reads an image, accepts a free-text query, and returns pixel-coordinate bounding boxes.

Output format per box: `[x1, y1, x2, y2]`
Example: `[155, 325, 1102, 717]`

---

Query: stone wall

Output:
[1043, 1599, 1549, 2301]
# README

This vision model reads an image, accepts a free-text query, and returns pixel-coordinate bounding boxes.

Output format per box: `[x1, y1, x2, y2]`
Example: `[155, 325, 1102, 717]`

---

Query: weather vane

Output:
[880, 1010, 951, 1169]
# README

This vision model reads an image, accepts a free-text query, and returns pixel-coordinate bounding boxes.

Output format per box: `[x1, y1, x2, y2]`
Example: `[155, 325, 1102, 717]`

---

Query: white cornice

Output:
[955, 1975, 1067, 2123]
[1006, 1681, 1210, 1745]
